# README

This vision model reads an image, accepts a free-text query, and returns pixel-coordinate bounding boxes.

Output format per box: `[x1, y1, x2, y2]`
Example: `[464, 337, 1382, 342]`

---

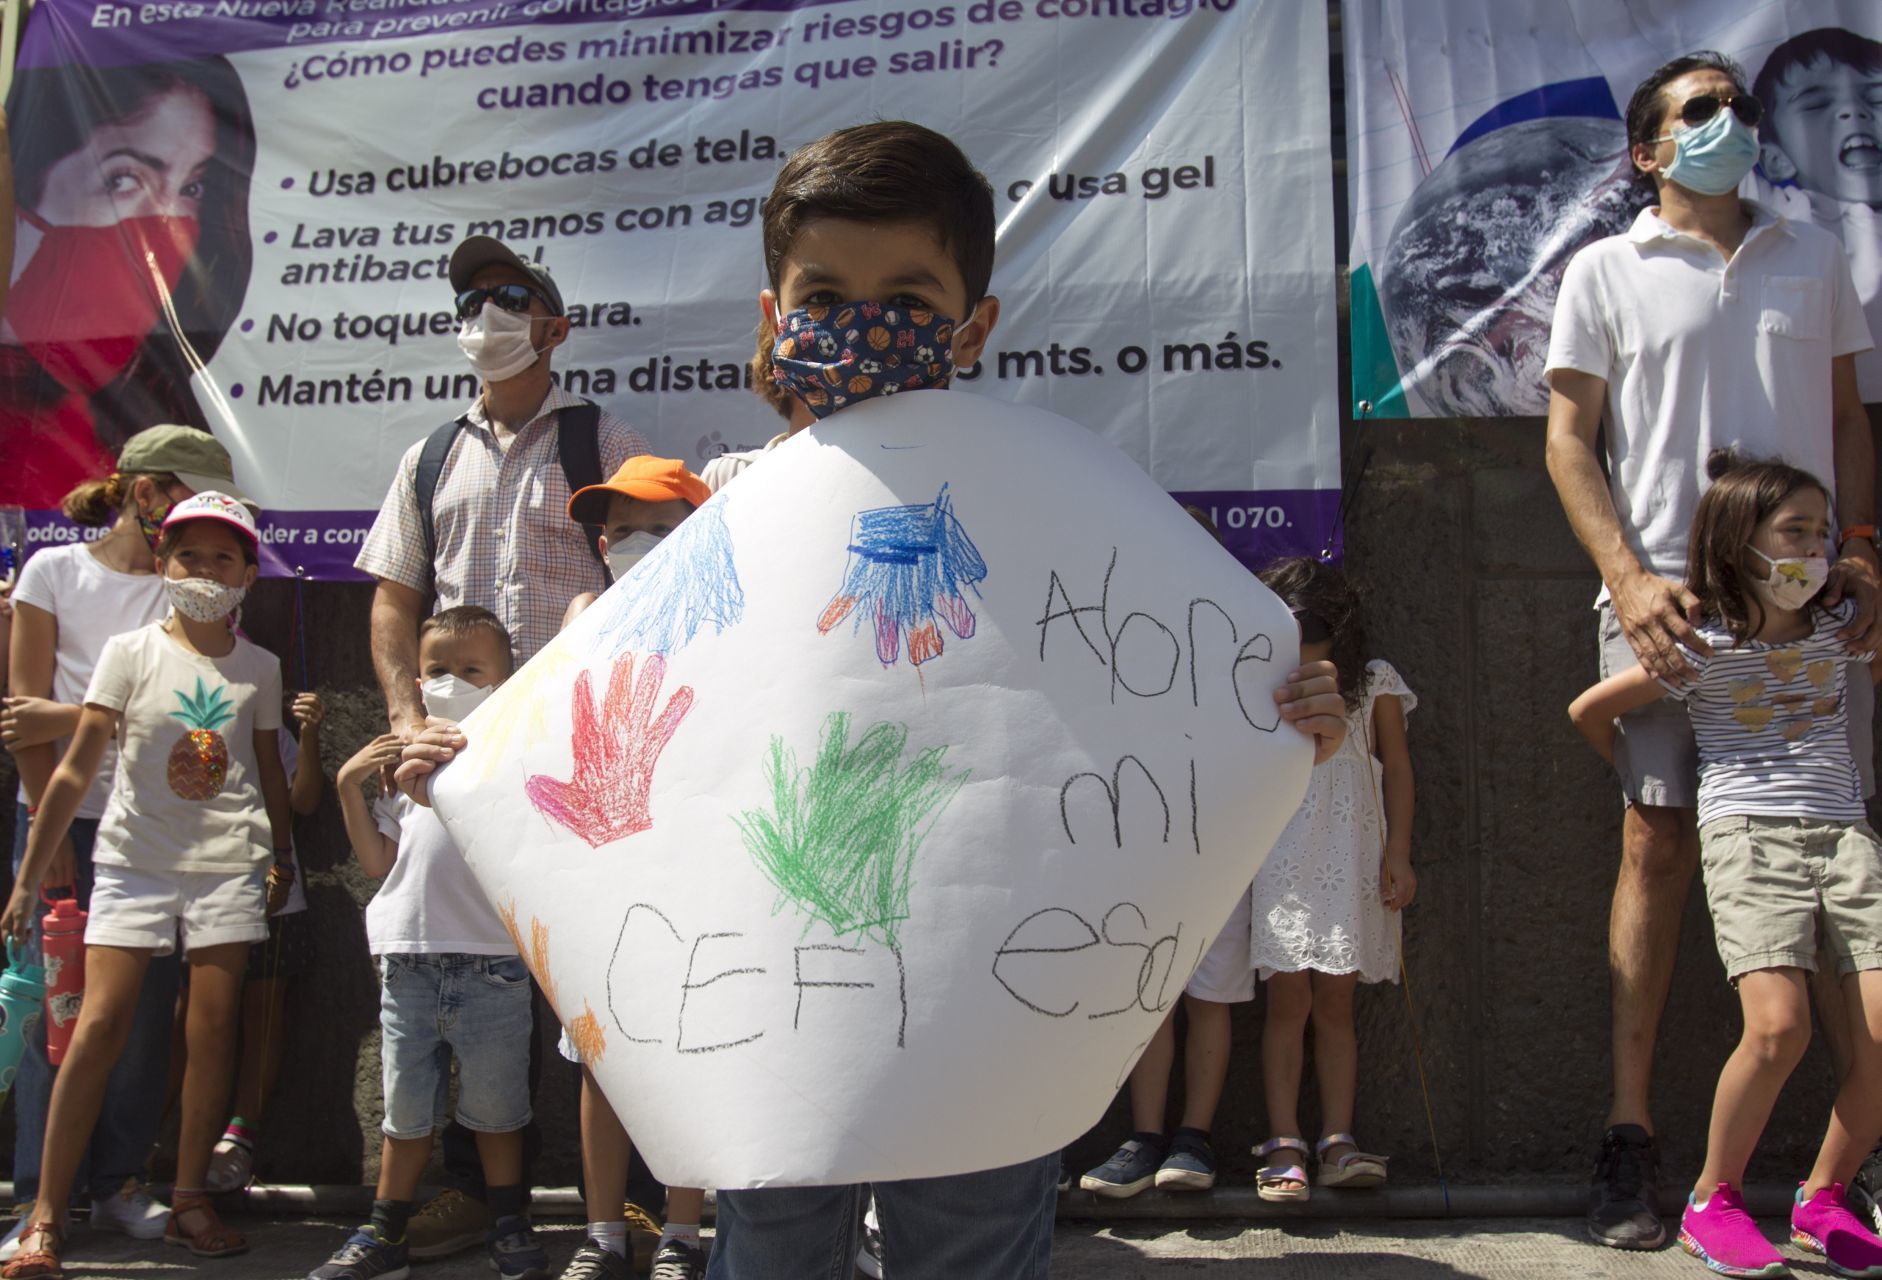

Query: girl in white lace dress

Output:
[1247, 557, 1416, 1203]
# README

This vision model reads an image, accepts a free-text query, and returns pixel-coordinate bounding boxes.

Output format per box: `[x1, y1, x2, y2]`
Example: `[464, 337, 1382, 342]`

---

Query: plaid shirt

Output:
[355, 384, 650, 664]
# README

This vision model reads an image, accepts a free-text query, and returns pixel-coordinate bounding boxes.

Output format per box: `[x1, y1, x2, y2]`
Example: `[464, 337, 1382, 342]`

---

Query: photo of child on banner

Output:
[425, 390, 1315, 1189]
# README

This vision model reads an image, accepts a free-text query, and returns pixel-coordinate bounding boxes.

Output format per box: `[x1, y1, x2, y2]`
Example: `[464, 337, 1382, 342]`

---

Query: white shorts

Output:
[1185, 887, 1256, 1003]
[86, 864, 270, 957]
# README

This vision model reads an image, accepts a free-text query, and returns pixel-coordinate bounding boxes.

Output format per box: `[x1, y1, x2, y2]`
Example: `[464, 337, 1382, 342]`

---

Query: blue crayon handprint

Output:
[818, 484, 987, 667]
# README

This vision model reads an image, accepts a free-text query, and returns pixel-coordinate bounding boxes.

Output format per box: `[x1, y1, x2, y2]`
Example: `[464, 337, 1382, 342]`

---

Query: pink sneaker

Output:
[1792, 1183, 1882, 1277]
[1679, 1184, 1789, 1277]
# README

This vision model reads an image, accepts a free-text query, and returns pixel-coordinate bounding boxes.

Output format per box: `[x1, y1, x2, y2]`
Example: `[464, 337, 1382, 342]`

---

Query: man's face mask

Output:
[770, 301, 960, 419]
[457, 300, 546, 382]
[1655, 100, 1761, 196]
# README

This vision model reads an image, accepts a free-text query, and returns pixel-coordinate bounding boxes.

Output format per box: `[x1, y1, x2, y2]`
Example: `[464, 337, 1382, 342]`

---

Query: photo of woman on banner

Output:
[1, 55, 254, 509]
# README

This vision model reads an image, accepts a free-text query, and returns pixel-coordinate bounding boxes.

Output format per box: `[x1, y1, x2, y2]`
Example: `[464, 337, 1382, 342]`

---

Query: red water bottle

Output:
[40, 895, 86, 1066]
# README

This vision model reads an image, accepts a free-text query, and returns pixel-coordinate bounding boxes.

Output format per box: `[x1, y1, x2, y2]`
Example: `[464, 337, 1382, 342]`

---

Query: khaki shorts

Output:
[1697, 815, 1882, 980]
[1597, 604, 1876, 807]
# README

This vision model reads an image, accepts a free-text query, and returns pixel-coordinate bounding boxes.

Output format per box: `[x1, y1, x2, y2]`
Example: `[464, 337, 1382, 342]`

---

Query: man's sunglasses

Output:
[1676, 92, 1763, 130]
[454, 284, 554, 320]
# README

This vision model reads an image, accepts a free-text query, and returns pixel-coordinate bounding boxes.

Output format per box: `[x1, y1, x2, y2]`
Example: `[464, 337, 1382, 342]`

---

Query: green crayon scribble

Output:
[736, 712, 968, 949]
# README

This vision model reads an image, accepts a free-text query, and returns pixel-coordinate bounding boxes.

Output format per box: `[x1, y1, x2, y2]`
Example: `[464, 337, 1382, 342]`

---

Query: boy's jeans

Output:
[11, 807, 181, 1203]
[706, 1152, 1058, 1280]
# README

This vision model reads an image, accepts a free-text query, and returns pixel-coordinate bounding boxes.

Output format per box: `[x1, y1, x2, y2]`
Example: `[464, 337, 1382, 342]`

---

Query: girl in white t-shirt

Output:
[1, 465, 188, 1256]
[1, 494, 290, 1278]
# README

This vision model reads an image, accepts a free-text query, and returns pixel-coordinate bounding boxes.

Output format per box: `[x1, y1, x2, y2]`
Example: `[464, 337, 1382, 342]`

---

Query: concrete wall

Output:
[6, 411, 1873, 1190]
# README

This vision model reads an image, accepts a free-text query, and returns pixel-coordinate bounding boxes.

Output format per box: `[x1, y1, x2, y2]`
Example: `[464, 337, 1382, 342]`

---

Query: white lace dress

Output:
[1249, 659, 1416, 983]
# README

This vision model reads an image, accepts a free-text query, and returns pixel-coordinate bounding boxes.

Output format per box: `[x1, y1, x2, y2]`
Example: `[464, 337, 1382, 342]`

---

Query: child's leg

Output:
[175, 943, 247, 1192]
[1310, 972, 1362, 1151]
[1178, 996, 1233, 1132]
[378, 1134, 435, 1203]
[1126, 1008, 1178, 1133]
[579, 1067, 630, 1226]
[1260, 972, 1312, 1139]
[1695, 968, 1812, 1195]
[30, 945, 153, 1228]
[472, 1128, 523, 1198]
[1805, 969, 1882, 1195]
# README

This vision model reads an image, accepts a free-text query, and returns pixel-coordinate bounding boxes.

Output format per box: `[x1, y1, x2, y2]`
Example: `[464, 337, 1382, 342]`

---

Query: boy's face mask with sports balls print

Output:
[770, 301, 961, 419]
[7, 209, 199, 395]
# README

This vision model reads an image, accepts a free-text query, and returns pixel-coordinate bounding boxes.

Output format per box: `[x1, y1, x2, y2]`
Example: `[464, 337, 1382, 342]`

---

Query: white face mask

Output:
[165, 576, 247, 623]
[606, 530, 664, 583]
[456, 301, 544, 382]
[1745, 545, 1830, 613]
[420, 673, 495, 721]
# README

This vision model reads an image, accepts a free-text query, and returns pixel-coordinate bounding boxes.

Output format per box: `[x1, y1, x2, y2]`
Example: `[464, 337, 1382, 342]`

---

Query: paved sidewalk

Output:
[35, 1213, 1819, 1278]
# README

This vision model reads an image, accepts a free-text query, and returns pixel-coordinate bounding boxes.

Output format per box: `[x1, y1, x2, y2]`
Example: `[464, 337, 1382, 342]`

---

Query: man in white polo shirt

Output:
[1546, 49, 1878, 1252]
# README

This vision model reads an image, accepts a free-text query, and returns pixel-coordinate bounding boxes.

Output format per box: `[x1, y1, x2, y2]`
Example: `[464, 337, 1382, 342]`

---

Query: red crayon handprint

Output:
[525, 651, 695, 848]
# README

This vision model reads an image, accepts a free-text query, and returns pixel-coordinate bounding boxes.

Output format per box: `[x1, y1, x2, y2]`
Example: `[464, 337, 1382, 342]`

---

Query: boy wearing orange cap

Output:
[558, 457, 712, 632]
[555, 455, 712, 1280]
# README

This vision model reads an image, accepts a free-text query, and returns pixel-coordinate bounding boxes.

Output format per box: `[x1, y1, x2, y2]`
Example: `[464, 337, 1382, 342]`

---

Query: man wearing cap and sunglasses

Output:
[1545, 50, 1878, 1252]
[354, 237, 649, 1261]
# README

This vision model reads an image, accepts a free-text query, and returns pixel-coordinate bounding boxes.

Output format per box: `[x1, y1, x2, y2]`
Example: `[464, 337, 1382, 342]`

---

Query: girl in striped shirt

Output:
[1571, 450, 1882, 1279]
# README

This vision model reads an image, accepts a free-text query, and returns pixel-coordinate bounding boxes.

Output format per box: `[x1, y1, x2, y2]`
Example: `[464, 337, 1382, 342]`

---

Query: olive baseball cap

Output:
[448, 236, 566, 316]
[118, 425, 252, 504]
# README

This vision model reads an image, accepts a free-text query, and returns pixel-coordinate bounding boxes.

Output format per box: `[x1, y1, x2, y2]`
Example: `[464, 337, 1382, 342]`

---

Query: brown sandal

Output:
[1, 1222, 65, 1280]
[164, 1194, 247, 1258]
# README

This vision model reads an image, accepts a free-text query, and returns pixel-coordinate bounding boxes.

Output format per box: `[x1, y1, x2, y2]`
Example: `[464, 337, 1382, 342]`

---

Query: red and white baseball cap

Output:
[160, 491, 259, 547]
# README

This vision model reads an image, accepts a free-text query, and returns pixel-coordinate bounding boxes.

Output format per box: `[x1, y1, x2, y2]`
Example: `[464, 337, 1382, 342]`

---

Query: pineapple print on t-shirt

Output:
[167, 677, 234, 800]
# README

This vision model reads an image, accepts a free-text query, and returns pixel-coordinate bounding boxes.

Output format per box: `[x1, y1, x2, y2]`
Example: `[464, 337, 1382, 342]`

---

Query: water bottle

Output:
[0, 941, 46, 1097]
[41, 895, 86, 1066]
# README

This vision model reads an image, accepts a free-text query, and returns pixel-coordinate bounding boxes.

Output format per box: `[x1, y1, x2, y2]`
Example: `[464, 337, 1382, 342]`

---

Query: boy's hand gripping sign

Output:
[432, 393, 1311, 1188]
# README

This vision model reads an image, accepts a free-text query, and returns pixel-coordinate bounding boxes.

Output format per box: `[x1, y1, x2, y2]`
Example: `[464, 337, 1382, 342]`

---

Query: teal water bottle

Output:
[0, 940, 47, 1097]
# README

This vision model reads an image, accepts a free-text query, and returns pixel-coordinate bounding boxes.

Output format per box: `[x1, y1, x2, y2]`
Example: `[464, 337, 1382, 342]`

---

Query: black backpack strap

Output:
[415, 416, 469, 576]
[556, 401, 609, 575]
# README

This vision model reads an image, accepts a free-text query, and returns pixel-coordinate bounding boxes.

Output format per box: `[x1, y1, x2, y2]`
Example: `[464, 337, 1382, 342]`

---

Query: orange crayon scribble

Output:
[498, 899, 564, 1022]
[568, 1001, 606, 1065]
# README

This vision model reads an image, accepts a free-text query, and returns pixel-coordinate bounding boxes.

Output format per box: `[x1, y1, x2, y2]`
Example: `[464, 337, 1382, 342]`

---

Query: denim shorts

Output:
[379, 953, 533, 1139]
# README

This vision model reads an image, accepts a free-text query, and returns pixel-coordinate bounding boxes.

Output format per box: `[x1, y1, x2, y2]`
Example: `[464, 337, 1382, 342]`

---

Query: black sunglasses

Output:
[454, 284, 553, 320]
[1290, 607, 1333, 645]
[1678, 92, 1762, 129]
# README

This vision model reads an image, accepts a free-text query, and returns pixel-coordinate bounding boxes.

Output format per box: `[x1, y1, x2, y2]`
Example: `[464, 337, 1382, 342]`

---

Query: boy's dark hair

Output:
[1624, 51, 1749, 195]
[155, 518, 257, 566]
[419, 606, 515, 671]
[1258, 556, 1368, 711]
[761, 121, 997, 308]
[1686, 449, 1832, 645]
[1753, 28, 1882, 150]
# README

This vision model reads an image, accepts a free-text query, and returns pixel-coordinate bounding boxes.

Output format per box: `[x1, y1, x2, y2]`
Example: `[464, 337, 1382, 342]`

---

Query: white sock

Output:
[660, 1221, 700, 1248]
[589, 1222, 627, 1257]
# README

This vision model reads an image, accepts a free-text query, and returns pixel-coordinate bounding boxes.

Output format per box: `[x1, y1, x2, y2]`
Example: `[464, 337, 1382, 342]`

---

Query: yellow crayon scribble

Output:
[473, 649, 580, 784]
[1735, 705, 1776, 732]
[1765, 650, 1804, 683]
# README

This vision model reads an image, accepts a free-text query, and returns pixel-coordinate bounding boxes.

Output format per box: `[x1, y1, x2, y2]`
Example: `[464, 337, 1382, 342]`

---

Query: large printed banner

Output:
[1346, 0, 1881, 418]
[4, 0, 1340, 576]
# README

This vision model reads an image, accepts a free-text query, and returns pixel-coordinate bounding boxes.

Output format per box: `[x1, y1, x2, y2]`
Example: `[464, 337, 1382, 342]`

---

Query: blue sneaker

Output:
[1079, 1133, 1168, 1198]
[1155, 1126, 1218, 1192]
[309, 1226, 410, 1280]
[486, 1215, 550, 1280]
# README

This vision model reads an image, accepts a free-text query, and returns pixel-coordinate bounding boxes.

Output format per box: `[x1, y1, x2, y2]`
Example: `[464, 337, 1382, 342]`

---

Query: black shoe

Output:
[1851, 1143, 1882, 1236]
[1587, 1124, 1666, 1250]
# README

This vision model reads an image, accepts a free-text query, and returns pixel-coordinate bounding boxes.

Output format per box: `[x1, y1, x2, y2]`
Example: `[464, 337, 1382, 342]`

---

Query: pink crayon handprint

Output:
[818, 484, 988, 668]
[526, 652, 695, 848]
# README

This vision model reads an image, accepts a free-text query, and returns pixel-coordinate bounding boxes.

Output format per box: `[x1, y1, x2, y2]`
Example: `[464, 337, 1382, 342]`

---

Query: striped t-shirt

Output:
[1669, 601, 1872, 826]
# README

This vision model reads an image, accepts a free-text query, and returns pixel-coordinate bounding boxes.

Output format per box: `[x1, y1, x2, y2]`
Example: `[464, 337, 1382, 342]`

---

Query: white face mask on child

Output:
[1744, 546, 1829, 613]
[606, 530, 664, 583]
[420, 674, 495, 722]
[165, 576, 247, 623]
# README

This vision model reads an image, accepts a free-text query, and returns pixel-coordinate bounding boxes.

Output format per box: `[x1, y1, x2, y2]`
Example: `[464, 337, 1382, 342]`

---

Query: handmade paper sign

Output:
[431, 391, 1312, 1188]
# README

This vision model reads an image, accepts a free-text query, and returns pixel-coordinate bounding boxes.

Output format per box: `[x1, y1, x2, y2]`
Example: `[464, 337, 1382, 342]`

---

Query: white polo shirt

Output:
[1547, 202, 1872, 595]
